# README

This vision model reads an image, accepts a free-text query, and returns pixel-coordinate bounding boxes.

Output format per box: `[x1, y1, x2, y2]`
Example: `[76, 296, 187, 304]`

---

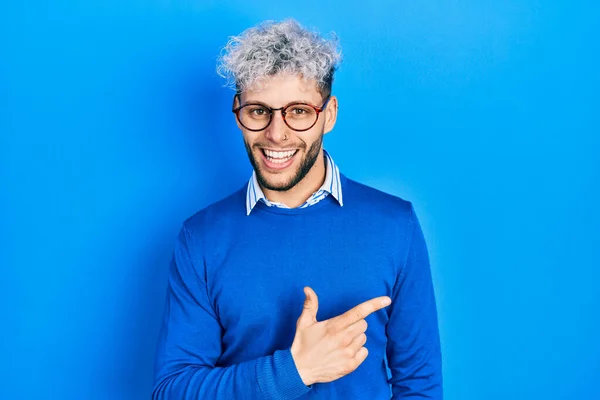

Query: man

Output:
[152, 19, 442, 399]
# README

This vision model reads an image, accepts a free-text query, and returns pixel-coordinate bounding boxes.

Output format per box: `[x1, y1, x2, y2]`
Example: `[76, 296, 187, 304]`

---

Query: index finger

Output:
[333, 296, 392, 329]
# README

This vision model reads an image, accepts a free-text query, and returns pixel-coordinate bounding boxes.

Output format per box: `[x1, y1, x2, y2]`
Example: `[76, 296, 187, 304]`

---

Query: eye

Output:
[243, 106, 270, 118]
[290, 107, 307, 115]
[288, 106, 313, 116]
[250, 107, 267, 116]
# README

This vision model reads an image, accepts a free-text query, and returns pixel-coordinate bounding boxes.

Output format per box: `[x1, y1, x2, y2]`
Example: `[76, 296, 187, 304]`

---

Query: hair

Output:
[217, 19, 342, 98]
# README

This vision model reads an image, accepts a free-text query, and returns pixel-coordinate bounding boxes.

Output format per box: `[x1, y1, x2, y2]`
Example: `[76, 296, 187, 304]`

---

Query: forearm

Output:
[387, 203, 443, 398]
[155, 226, 311, 399]
[389, 365, 442, 399]
[152, 348, 310, 400]
[388, 334, 442, 399]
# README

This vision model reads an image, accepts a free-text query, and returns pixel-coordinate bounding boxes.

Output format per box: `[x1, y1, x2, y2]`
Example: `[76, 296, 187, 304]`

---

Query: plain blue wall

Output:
[1, 1, 598, 399]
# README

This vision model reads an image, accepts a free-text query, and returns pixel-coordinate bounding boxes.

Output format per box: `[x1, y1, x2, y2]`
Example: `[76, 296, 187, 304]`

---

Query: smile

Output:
[262, 149, 298, 164]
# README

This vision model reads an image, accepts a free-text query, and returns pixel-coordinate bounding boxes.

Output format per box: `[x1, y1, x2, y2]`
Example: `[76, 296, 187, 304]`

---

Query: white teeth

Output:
[265, 149, 296, 159]
[264, 149, 296, 163]
[269, 157, 289, 164]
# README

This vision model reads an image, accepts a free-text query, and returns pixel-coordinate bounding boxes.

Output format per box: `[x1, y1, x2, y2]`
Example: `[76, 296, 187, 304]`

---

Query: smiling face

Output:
[235, 73, 338, 193]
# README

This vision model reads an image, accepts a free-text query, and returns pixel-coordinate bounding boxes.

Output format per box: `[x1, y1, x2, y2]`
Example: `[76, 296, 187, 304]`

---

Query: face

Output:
[235, 74, 338, 192]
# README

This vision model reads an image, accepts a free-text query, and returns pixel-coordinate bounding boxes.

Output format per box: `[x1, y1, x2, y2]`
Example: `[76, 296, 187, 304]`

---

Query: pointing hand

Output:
[290, 286, 392, 386]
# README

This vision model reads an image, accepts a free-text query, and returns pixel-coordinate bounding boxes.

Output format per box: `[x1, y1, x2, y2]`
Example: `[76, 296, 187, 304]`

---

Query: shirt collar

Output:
[246, 149, 344, 215]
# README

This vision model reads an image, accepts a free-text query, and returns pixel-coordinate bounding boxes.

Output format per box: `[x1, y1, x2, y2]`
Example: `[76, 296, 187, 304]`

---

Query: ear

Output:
[233, 94, 243, 131]
[323, 95, 338, 135]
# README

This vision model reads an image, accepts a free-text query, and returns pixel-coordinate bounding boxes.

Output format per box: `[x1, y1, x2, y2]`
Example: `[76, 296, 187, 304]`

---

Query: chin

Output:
[256, 168, 300, 192]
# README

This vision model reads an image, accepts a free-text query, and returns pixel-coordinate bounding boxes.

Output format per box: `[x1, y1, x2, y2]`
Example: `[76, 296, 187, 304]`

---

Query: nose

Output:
[264, 110, 289, 144]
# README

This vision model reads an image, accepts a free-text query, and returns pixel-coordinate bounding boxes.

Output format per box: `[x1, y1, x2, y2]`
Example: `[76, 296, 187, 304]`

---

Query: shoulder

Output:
[182, 184, 247, 237]
[341, 173, 415, 224]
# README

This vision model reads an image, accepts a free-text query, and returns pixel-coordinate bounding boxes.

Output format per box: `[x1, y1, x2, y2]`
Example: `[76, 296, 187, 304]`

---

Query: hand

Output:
[290, 286, 392, 386]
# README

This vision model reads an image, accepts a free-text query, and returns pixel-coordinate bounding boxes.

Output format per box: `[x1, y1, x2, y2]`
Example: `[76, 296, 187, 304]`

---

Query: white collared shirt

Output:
[245, 149, 343, 215]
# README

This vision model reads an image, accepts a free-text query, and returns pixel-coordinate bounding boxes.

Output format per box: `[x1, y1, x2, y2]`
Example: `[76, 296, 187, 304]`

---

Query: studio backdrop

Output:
[1, 1, 598, 399]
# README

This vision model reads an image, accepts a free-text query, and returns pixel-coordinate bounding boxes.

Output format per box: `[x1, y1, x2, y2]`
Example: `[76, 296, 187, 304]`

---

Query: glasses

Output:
[232, 95, 331, 132]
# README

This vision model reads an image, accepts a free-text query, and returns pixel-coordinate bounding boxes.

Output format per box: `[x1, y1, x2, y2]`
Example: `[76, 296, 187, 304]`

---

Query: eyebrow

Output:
[241, 99, 319, 108]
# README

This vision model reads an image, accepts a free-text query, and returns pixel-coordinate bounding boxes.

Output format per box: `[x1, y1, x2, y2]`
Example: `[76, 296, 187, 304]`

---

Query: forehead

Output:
[242, 73, 322, 105]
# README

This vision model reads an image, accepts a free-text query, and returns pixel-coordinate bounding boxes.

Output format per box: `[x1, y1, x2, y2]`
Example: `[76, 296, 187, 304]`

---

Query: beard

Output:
[244, 132, 324, 192]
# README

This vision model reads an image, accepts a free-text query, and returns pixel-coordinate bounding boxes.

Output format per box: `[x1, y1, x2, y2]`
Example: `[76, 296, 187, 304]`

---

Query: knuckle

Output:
[344, 347, 356, 358]
[361, 320, 368, 331]
[324, 322, 337, 336]
[353, 308, 363, 320]
[345, 358, 358, 372]
[340, 333, 352, 347]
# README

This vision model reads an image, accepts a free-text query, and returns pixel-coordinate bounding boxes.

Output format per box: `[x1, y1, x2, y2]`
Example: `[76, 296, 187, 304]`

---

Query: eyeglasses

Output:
[232, 95, 331, 132]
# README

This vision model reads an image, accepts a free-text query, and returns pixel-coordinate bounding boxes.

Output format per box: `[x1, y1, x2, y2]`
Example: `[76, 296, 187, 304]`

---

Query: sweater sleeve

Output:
[386, 204, 443, 399]
[152, 225, 311, 400]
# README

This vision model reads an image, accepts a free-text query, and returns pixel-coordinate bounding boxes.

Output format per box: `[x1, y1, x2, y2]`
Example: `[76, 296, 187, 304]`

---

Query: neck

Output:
[261, 149, 326, 208]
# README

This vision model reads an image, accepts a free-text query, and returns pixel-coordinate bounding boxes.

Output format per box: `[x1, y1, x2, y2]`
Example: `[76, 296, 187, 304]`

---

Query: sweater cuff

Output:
[256, 348, 312, 399]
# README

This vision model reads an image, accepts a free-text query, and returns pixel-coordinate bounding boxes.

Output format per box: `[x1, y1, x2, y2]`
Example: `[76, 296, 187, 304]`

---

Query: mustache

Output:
[252, 143, 305, 150]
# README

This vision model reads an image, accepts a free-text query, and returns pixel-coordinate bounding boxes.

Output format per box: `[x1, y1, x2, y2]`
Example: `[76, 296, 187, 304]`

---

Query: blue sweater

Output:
[152, 174, 442, 399]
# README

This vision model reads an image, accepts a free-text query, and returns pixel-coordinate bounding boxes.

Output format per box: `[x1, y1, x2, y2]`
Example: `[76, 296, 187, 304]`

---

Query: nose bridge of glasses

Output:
[269, 106, 286, 116]
[269, 108, 287, 129]
[264, 109, 289, 140]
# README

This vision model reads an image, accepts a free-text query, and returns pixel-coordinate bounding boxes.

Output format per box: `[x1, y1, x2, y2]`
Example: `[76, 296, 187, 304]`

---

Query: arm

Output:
[152, 225, 311, 400]
[386, 204, 443, 398]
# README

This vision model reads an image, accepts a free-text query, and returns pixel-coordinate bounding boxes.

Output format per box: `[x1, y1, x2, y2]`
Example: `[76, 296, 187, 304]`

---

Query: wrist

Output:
[298, 368, 314, 387]
[290, 345, 313, 387]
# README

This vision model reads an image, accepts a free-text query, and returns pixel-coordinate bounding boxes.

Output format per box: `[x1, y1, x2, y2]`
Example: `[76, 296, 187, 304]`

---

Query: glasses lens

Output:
[238, 104, 271, 130]
[284, 104, 318, 131]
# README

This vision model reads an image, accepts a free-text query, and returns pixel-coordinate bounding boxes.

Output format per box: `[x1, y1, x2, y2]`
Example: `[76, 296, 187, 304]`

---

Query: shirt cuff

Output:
[256, 348, 312, 399]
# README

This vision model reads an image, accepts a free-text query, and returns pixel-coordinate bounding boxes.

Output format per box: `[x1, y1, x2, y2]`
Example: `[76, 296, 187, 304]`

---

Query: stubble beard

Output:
[244, 133, 324, 192]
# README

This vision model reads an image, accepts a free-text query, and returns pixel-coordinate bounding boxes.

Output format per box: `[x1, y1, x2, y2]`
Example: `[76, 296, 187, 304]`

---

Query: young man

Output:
[152, 20, 442, 399]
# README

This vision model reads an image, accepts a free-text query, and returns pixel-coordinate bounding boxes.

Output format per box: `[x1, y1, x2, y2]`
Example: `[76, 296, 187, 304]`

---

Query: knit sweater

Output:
[152, 173, 442, 399]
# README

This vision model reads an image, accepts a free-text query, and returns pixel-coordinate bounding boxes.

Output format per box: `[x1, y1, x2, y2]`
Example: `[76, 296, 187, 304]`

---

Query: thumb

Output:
[297, 286, 319, 328]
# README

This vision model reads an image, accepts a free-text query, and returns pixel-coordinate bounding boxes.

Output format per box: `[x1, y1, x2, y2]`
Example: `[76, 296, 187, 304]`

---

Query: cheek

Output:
[298, 127, 324, 148]
[242, 132, 258, 146]
[304, 132, 324, 150]
[242, 135, 256, 152]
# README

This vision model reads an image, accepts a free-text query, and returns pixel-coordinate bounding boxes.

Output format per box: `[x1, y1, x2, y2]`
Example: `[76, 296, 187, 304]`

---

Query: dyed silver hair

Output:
[217, 19, 342, 96]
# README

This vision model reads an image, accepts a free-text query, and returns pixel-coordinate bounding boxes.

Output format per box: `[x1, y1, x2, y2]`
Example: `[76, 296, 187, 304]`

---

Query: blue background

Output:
[1, 1, 598, 399]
